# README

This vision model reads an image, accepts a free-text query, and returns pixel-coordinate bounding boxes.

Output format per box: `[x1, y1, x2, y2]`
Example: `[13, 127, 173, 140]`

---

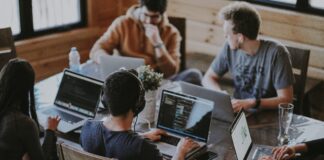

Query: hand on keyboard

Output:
[176, 137, 200, 156]
[45, 115, 61, 131]
[142, 129, 167, 142]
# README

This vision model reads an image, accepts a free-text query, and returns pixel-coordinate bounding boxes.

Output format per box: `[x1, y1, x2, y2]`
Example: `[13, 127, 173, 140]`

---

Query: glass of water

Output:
[277, 103, 294, 146]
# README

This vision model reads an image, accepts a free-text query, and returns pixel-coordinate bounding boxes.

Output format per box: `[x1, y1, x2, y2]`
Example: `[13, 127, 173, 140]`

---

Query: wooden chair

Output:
[287, 46, 310, 116]
[168, 17, 186, 72]
[0, 27, 17, 70]
[56, 141, 115, 160]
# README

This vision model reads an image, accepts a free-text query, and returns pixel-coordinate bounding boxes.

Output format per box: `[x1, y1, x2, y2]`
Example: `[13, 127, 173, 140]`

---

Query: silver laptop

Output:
[99, 55, 144, 80]
[37, 69, 103, 133]
[230, 110, 273, 160]
[179, 81, 235, 123]
[155, 90, 214, 159]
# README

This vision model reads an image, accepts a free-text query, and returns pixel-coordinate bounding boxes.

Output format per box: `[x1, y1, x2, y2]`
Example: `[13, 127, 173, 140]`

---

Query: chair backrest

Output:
[287, 46, 310, 115]
[0, 27, 17, 70]
[56, 142, 115, 160]
[168, 17, 186, 72]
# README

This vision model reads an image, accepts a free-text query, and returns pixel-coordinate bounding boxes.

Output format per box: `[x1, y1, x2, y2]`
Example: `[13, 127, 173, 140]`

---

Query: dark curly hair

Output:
[102, 69, 142, 116]
[219, 2, 261, 40]
[0, 58, 39, 128]
[140, 0, 167, 14]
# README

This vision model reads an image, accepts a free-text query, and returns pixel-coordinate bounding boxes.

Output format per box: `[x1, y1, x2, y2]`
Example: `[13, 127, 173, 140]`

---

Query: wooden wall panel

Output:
[168, 0, 324, 80]
[16, 28, 101, 81]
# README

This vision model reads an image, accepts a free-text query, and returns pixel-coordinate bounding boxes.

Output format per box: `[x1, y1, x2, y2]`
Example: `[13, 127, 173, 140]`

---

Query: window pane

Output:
[32, 0, 81, 31]
[269, 0, 297, 4]
[310, 0, 324, 9]
[252, 0, 297, 4]
[0, 0, 21, 35]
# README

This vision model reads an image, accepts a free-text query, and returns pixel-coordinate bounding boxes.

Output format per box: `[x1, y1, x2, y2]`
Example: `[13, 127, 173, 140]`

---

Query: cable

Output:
[133, 116, 138, 132]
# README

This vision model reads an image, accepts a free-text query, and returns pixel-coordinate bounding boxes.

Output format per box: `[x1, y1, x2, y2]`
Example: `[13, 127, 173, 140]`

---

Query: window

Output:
[244, 0, 324, 16]
[310, 0, 324, 10]
[0, 0, 21, 35]
[0, 0, 86, 40]
[268, 0, 296, 4]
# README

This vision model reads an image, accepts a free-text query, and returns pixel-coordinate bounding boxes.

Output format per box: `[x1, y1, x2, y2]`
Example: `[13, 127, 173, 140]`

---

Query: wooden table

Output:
[35, 67, 324, 160]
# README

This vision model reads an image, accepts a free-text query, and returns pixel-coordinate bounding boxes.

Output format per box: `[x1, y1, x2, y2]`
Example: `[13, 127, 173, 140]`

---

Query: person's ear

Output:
[238, 34, 244, 44]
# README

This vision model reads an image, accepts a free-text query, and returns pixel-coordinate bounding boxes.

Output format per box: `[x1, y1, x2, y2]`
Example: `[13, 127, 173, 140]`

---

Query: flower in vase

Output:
[136, 65, 163, 91]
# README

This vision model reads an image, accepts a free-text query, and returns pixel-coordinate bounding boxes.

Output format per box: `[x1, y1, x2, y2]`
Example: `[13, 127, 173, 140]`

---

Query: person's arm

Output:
[144, 24, 180, 78]
[271, 143, 307, 160]
[231, 85, 293, 112]
[42, 116, 61, 160]
[90, 17, 122, 63]
[202, 67, 223, 91]
[202, 43, 229, 92]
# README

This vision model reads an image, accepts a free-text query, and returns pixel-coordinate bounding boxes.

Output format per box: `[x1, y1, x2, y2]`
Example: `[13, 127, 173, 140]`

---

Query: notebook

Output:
[155, 90, 214, 159]
[99, 55, 144, 81]
[179, 81, 235, 123]
[230, 110, 273, 160]
[37, 69, 103, 133]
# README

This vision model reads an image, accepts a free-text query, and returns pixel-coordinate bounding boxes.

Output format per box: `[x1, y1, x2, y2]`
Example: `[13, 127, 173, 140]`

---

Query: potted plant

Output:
[136, 65, 163, 123]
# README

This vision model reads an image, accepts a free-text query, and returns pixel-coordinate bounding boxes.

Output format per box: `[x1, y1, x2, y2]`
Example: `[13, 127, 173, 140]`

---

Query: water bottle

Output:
[69, 47, 80, 73]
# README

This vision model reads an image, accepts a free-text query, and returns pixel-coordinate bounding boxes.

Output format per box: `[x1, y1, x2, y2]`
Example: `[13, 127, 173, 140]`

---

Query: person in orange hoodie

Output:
[90, 0, 202, 85]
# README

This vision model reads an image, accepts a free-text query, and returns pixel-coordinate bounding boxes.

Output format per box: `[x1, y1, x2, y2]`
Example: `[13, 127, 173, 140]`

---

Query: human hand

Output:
[144, 24, 162, 45]
[272, 146, 295, 160]
[143, 55, 155, 65]
[176, 137, 200, 156]
[231, 98, 256, 112]
[142, 129, 167, 142]
[45, 115, 61, 131]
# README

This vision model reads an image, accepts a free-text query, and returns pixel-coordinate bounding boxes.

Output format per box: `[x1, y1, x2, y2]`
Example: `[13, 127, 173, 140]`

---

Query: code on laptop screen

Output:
[55, 71, 103, 117]
[157, 90, 214, 142]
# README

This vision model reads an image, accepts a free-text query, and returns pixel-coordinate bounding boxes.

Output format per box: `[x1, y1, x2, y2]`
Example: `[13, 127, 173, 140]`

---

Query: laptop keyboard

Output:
[42, 108, 83, 124]
[160, 135, 181, 146]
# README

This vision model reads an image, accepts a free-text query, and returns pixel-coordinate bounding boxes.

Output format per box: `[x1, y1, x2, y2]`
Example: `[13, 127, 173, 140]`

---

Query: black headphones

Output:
[101, 69, 146, 117]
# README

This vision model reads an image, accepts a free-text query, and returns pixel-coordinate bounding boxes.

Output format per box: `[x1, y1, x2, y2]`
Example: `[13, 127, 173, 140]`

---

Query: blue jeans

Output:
[169, 68, 203, 86]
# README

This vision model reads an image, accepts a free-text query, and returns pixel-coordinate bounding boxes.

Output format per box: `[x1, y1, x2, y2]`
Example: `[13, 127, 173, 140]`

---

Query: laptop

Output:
[99, 55, 144, 80]
[179, 81, 235, 123]
[155, 90, 214, 159]
[37, 69, 103, 133]
[230, 110, 273, 160]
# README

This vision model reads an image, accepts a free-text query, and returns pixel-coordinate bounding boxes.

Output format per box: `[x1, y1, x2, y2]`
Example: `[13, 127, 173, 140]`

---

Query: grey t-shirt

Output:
[211, 40, 294, 99]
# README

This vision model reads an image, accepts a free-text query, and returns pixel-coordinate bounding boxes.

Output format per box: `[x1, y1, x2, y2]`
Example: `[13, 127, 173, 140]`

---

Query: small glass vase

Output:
[138, 90, 157, 124]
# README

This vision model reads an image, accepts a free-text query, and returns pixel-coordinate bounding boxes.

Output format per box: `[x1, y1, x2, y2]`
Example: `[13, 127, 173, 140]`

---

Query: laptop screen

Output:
[157, 90, 214, 142]
[230, 110, 253, 160]
[54, 70, 103, 117]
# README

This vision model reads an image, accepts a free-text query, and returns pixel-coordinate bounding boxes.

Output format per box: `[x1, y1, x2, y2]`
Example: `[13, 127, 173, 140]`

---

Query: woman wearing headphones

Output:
[80, 69, 199, 160]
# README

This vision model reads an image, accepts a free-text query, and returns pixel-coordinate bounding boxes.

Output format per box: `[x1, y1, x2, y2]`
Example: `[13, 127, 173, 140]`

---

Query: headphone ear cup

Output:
[133, 87, 146, 117]
[101, 91, 109, 109]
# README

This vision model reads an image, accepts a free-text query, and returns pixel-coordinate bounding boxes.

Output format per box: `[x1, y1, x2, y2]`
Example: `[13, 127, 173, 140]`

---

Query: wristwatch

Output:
[154, 42, 164, 49]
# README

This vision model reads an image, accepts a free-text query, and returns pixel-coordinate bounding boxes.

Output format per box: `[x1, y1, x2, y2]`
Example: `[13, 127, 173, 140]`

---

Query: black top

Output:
[80, 120, 163, 160]
[0, 112, 57, 160]
[305, 138, 324, 155]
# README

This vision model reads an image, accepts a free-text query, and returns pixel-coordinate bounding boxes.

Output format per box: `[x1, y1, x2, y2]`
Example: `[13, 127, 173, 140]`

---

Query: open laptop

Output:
[230, 110, 273, 160]
[37, 69, 103, 133]
[179, 81, 235, 123]
[155, 90, 214, 159]
[99, 55, 144, 80]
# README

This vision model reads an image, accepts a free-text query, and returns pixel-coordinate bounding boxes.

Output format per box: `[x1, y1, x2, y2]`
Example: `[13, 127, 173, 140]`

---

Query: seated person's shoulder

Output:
[3, 112, 35, 126]
[81, 120, 103, 134]
[262, 39, 289, 57]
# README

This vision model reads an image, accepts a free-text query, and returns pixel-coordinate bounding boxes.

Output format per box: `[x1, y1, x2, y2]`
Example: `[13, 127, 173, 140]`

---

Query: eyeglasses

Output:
[143, 13, 161, 20]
